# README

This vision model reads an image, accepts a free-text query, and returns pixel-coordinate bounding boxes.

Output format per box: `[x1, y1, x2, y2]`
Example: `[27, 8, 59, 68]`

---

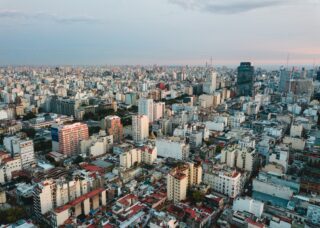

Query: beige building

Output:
[167, 162, 203, 203]
[221, 145, 257, 172]
[120, 145, 157, 168]
[120, 148, 142, 169]
[141, 145, 157, 165]
[0, 152, 22, 184]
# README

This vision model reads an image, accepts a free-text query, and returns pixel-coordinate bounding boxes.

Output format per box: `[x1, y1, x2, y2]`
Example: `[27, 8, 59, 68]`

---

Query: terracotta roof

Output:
[55, 188, 104, 213]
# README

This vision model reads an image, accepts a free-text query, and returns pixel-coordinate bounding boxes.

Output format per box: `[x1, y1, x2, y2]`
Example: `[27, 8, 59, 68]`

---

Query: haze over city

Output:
[1, 0, 320, 66]
[2, 1, 320, 228]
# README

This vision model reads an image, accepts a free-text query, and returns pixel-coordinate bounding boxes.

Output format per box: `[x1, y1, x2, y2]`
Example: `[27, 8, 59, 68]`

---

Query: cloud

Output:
[168, 0, 311, 14]
[0, 9, 99, 24]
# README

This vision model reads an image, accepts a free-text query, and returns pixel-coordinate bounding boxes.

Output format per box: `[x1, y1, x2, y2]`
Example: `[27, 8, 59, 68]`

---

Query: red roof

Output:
[55, 188, 105, 213]
[245, 218, 265, 228]
[103, 224, 114, 228]
[117, 194, 138, 206]
[82, 164, 104, 174]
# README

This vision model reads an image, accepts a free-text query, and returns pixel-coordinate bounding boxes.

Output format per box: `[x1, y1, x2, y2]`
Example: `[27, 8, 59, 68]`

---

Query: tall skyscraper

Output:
[138, 98, 154, 123]
[102, 115, 123, 144]
[279, 68, 291, 93]
[132, 115, 149, 144]
[203, 71, 217, 94]
[153, 102, 165, 121]
[317, 67, 320, 81]
[51, 122, 89, 156]
[236, 62, 254, 97]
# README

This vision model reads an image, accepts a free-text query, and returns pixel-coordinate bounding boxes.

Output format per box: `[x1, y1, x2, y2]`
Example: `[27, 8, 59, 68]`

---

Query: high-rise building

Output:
[132, 115, 149, 144]
[203, 71, 217, 94]
[13, 139, 35, 169]
[279, 68, 291, 93]
[317, 67, 320, 81]
[51, 122, 89, 156]
[236, 62, 254, 97]
[167, 162, 202, 203]
[153, 102, 165, 121]
[120, 148, 142, 169]
[221, 145, 257, 172]
[101, 115, 123, 144]
[138, 98, 154, 123]
[33, 177, 106, 225]
[167, 168, 188, 203]
[3, 136, 35, 169]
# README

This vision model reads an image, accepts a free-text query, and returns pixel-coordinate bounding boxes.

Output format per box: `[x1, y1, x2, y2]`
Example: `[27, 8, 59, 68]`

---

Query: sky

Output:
[0, 0, 320, 66]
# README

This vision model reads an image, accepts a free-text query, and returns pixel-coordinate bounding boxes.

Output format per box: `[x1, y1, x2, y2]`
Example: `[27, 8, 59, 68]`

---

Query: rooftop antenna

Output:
[210, 56, 213, 68]
[313, 58, 316, 69]
[286, 53, 290, 69]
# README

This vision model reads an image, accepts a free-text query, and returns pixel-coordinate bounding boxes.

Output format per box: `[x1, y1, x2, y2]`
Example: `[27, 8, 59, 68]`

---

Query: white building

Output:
[120, 148, 142, 169]
[80, 131, 113, 157]
[203, 71, 217, 94]
[290, 124, 303, 137]
[307, 204, 320, 225]
[141, 145, 157, 165]
[229, 112, 246, 128]
[138, 98, 154, 123]
[153, 102, 165, 121]
[203, 169, 241, 198]
[269, 145, 289, 173]
[205, 121, 224, 132]
[33, 176, 96, 217]
[4, 136, 35, 169]
[189, 131, 203, 149]
[221, 145, 257, 172]
[0, 153, 22, 184]
[233, 197, 264, 218]
[132, 115, 149, 144]
[156, 137, 190, 160]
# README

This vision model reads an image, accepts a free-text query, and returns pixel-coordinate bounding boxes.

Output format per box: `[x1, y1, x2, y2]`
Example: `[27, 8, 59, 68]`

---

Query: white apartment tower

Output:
[153, 102, 165, 121]
[138, 98, 154, 123]
[132, 115, 149, 144]
[203, 71, 217, 94]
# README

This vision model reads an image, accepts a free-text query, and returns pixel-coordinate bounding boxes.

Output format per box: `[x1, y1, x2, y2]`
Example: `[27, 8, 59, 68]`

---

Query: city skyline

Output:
[0, 0, 319, 66]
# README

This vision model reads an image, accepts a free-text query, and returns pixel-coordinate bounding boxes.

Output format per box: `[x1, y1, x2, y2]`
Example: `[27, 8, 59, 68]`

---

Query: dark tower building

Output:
[317, 67, 320, 81]
[237, 62, 254, 96]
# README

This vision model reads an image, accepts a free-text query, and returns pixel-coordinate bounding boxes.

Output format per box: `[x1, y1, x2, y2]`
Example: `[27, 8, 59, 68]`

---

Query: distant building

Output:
[132, 115, 149, 144]
[252, 172, 300, 208]
[153, 102, 165, 121]
[156, 137, 190, 160]
[233, 197, 264, 218]
[101, 115, 123, 144]
[138, 98, 154, 123]
[51, 122, 89, 156]
[317, 67, 320, 81]
[3, 136, 35, 169]
[237, 62, 254, 97]
[221, 145, 257, 172]
[279, 68, 291, 93]
[203, 71, 217, 94]
[0, 152, 22, 184]
[307, 203, 320, 226]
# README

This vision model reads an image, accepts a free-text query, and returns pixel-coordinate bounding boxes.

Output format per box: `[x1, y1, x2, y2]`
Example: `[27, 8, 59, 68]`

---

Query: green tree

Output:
[22, 112, 36, 121]
[21, 128, 36, 138]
